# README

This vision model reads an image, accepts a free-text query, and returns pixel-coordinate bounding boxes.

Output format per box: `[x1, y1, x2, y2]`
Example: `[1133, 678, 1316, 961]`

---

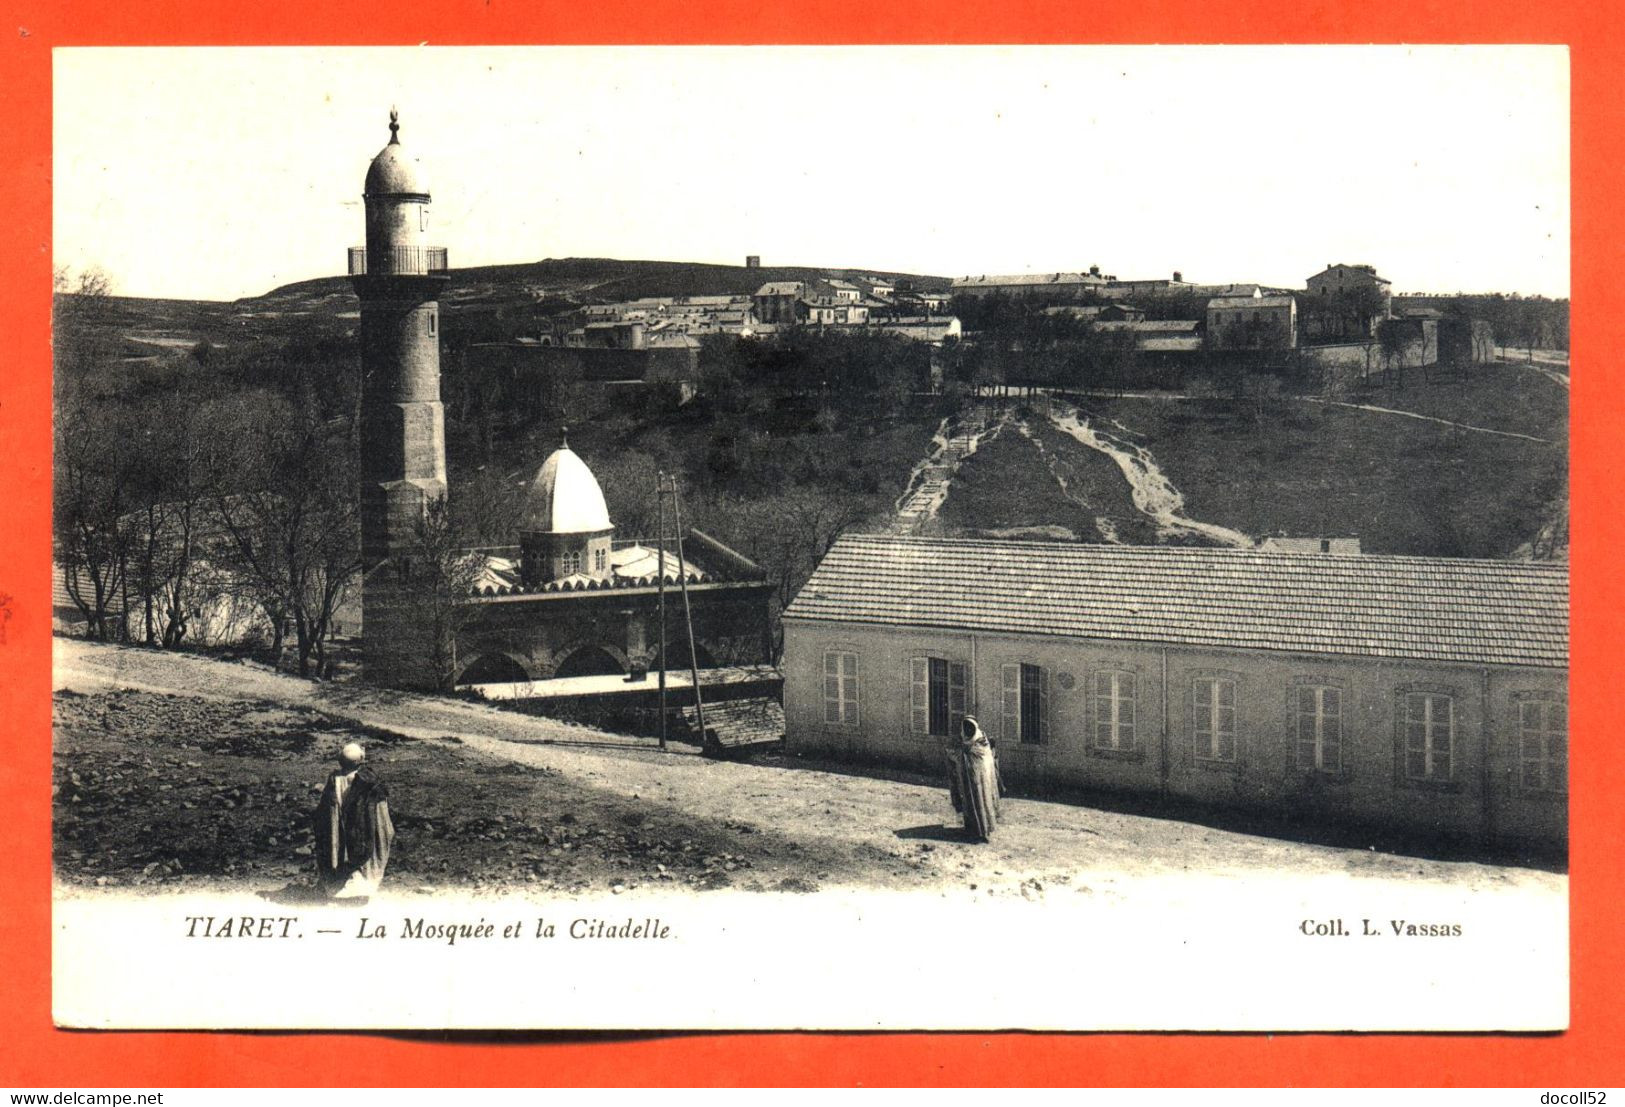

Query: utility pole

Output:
[668, 474, 708, 747]
[655, 471, 668, 751]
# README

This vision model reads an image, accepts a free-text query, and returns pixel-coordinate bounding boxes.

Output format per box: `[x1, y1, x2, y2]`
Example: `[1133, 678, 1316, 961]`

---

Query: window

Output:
[427, 311, 437, 337]
[1092, 671, 1136, 750]
[1403, 692, 1454, 781]
[1294, 685, 1342, 772]
[561, 550, 581, 575]
[823, 650, 860, 726]
[1519, 698, 1566, 792]
[910, 656, 967, 737]
[419, 205, 430, 232]
[1001, 663, 1047, 745]
[593, 548, 607, 573]
[1194, 677, 1236, 761]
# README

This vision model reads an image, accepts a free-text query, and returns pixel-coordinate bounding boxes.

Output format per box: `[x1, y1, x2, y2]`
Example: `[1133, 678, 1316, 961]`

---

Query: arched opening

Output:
[671, 641, 718, 670]
[553, 645, 624, 679]
[456, 653, 531, 686]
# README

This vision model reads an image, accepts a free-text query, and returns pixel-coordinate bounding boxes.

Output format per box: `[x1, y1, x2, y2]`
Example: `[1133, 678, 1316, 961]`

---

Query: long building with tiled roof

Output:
[782, 535, 1567, 848]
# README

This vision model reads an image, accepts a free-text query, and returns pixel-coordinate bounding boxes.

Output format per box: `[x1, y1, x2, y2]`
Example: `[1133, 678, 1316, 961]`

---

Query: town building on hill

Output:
[825, 278, 863, 302]
[1101, 272, 1195, 298]
[1258, 534, 1364, 555]
[1093, 318, 1203, 352]
[1306, 262, 1394, 338]
[869, 315, 962, 344]
[1206, 292, 1298, 350]
[752, 280, 870, 326]
[781, 535, 1567, 848]
[951, 269, 1112, 298]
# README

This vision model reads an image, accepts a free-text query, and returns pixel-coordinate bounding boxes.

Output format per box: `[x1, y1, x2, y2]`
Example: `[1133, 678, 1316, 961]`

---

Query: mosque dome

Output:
[520, 436, 613, 535]
[364, 110, 429, 197]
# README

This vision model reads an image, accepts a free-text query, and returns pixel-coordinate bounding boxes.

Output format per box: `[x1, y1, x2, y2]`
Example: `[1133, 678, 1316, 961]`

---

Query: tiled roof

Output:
[1095, 319, 1200, 332]
[952, 272, 1108, 288]
[682, 697, 785, 749]
[783, 535, 1568, 669]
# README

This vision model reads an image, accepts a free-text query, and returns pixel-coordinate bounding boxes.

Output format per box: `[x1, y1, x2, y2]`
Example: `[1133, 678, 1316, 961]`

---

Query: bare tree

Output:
[53, 388, 133, 641]
[1377, 318, 1411, 389]
[399, 495, 488, 691]
[209, 390, 361, 678]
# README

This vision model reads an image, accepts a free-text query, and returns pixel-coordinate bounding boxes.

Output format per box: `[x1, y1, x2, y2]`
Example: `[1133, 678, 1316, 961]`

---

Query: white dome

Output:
[364, 113, 429, 197]
[520, 446, 613, 535]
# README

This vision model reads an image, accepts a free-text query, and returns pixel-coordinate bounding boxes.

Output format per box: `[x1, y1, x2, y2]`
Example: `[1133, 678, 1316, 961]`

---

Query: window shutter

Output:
[1434, 697, 1453, 779]
[1194, 679, 1213, 755]
[1001, 664, 1020, 743]
[1093, 672, 1112, 747]
[1038, 665, 1049, 744]
[1295, 687, 1318, 770]
[1321, 688, 1341, 771]
[844, 653, 859, 726]
[910, 657, 928, 735]
[1405, 695, 1426, 777]
[1119, 674, 1136, 748]
[948, 662, 968, 733]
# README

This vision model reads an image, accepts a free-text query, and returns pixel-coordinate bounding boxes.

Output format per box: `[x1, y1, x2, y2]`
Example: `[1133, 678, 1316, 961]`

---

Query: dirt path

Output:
[53, 638, 1563, 903]
[1499, 355, 1570, 389]
[1046, 402, 1253, 547]
[1301, 397, 1552, 443]
[890, 411, 1003, 531]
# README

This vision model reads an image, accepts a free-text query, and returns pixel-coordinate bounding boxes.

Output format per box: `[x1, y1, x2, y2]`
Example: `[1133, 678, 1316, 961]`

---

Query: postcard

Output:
[49, 44, 1569, 1030]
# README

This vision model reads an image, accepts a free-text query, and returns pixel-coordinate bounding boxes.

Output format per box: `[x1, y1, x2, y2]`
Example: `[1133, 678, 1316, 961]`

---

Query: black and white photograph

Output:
[49, 45, 1569, 1030]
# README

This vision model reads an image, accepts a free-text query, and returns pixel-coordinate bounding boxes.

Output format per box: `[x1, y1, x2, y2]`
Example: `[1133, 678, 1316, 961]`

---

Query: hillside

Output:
[65, 256, 953, 355]
[927, 367, 1568, 560]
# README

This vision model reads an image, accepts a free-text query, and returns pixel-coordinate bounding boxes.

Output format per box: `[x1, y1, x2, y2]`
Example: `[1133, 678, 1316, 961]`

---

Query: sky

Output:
[53, 46, 1570, 302]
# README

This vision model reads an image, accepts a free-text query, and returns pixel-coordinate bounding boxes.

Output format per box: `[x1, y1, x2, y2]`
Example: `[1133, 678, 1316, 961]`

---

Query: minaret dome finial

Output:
[559, 425, 570, 450]
[388, 107, 400, 144]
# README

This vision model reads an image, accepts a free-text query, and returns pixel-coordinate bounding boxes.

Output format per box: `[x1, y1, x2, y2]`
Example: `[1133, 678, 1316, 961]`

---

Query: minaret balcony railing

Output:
[348, 246, 449, 276]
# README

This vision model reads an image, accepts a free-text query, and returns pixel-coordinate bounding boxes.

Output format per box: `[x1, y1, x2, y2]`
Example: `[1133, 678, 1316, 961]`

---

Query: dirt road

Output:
[54, 638, 1562, 903]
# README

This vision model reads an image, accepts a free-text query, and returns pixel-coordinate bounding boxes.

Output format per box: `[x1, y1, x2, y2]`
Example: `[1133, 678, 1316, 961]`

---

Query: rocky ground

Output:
[52, 687, 862, 898]
[53, 637, 1565, 904]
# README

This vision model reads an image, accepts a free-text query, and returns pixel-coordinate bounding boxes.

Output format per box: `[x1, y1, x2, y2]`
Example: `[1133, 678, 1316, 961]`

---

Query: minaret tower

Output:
[350, 109, 449, 572]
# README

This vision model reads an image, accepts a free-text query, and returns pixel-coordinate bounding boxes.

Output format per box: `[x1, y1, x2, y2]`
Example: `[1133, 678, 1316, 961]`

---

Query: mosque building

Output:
[350, 113, 775, 704]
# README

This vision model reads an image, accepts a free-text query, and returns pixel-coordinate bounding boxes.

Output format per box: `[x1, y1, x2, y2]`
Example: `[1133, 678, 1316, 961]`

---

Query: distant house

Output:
[1098, 302, 1146, 323]
[1306, 263, 1393, 338]
[754, 281, 869, 327]
[1206, 293, 1298, 350]
[825, 279, 864, 303]
[870, 315, 962, 344]
[951, 270, 1111, 298]
[782, 535, 1568, 849]
[1102, 273, 1196, 298]
[1094, 318, 1202, 353]
[574, 320, 647, 350]
[753, 281, 806, 325]
[1258, 535, 1363, 555]
[1043, 304, 1106, 322]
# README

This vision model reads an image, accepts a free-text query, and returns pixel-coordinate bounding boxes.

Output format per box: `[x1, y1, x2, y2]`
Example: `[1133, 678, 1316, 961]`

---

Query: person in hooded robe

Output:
[313, 741, 395, 900]
[947, 715, 1002, 842]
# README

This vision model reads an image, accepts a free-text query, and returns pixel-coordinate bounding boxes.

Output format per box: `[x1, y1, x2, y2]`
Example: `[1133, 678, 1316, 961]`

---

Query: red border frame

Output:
[3, 2, 1620, 1087]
